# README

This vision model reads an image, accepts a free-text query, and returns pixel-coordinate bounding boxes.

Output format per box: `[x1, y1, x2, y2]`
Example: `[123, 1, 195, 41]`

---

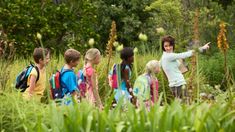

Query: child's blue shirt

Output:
[60, 68, 78, 96]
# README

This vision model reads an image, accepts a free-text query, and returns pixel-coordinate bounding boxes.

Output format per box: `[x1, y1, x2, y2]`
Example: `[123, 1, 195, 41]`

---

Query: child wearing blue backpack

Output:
[59, 49, 80, 104]
[22, 48, 50, 101]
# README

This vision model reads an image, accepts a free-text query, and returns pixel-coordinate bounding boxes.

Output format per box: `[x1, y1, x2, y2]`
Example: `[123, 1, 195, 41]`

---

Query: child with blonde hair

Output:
[133, 60, 160, 108]
[84, 48, 103, 108]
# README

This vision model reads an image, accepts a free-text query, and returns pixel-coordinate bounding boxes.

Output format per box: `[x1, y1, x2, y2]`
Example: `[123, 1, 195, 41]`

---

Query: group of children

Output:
[22, 35, 210, 109]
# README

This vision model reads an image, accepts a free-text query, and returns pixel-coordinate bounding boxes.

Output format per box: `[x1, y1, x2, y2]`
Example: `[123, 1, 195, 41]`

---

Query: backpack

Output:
[15, 63, 40, 92]
[133, 74, 151, 101]
[108, 64, 121, 89]
[77, 69, 87, 97]
[49, 70, 73, 100]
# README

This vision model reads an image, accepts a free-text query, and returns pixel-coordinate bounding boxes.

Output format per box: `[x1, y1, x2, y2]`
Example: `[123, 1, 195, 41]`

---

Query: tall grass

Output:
[1, 92, 235, 131]
[1, 53, 235, 131]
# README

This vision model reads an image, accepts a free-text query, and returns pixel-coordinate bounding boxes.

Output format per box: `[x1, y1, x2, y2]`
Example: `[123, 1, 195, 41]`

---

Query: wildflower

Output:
[116, 44, 123, 52]
[113, 41, 119, 47]
[217, 21, 229, 52]
[88, 38, 95, 46]
[138, 33, 148, 41]
[133, 47, 138, 53]
[156, 27, 165, 35]
[36, 32, 42, 40]
[214, 84, 221, 89]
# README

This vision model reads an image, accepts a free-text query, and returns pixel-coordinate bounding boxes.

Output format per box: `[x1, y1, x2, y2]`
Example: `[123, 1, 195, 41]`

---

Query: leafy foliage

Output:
[1, 0, 235, 57]
[0, 92, 235, 131]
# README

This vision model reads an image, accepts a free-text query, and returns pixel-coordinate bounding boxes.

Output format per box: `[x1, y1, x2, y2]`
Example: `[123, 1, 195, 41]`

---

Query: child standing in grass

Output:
[60, 49, 80, 104]
[23, 48, 50, 101]
[160, 35, 210, 99]
[84, 48, 103, 108]
[133, 60, 160, 109]
[114, 47, 136, 105]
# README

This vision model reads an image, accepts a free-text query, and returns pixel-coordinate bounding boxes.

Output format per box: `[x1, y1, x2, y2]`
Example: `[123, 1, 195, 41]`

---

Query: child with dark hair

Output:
[23, 47, 50, 101]
[114, 47, 136, 105]
[160, 35, 210, 99]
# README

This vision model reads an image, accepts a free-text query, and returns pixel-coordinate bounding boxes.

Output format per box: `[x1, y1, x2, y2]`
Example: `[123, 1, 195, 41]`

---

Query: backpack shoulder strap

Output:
[59, 69, 74, 95]
[116, 64, 122, 89]
[144, 74, 151, 87]
[60, 68, 74, 80]
[29, 62, 40, 82]
[34, 66, 40, 82]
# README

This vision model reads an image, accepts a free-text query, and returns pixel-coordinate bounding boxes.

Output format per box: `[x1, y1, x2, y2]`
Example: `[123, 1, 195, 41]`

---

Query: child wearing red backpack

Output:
[133, 60, 160, 109]
[60, 49, 80, 104]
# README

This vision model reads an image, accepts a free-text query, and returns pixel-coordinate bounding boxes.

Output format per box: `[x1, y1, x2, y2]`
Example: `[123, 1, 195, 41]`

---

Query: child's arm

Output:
[28, 75, 37, 97]
[91, 73, 103, 108]
[123, 69, 131, 89]
[123, 69, 137, 105]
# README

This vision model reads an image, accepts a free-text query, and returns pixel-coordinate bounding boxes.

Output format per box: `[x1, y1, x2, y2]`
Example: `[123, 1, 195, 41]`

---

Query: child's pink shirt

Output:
[85, 65, 98, 104]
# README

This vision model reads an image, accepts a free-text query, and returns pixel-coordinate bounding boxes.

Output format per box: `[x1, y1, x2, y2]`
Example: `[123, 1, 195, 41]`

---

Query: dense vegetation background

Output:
[0, 0, 235, 131]
[0, 0, 234, 56]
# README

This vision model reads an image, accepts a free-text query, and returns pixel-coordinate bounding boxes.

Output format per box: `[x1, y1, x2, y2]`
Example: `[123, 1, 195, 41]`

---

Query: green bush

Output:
[200, 49, 235, 89]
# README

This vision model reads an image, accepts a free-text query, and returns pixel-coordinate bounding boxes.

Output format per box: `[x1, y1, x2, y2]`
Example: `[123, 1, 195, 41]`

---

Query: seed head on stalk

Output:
[217, 21, 229, 52]
[217, 21, 231, 93]
[105, 21, 117, 82]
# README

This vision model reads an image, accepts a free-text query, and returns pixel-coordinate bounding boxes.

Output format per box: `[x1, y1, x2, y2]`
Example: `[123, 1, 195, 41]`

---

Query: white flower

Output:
[113, 41, 119, 47]
[214, 84, 221, 89]
[134, 47, 138, 53]
[88, 38, 95, 46]
[36, 32, 42, 40]
[156, 27, 165, 35]
[138, 33, 148, 41]
[116, 44, 123, 52]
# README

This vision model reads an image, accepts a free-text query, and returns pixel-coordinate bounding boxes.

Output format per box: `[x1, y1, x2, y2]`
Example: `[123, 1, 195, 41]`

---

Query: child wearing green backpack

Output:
[133, 60, 160, 109]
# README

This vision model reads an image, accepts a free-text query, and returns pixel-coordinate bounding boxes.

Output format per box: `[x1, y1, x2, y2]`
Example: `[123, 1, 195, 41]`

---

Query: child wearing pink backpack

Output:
[109, 47, 136, 105]
[82, 48, 103, 108]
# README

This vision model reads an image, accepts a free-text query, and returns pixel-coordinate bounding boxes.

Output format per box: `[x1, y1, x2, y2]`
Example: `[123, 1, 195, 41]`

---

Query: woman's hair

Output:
[33, 48, 50, 63]
[64, 48, 80, 64]
[120, 47, 134, 61]
[145, 60, 160, 74]
[84, 48, 100, 64]
[161, 35, 175, 51]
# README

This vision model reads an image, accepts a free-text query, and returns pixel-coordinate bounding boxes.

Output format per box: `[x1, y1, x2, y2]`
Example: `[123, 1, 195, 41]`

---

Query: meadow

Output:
[0, 51, 235, 132]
